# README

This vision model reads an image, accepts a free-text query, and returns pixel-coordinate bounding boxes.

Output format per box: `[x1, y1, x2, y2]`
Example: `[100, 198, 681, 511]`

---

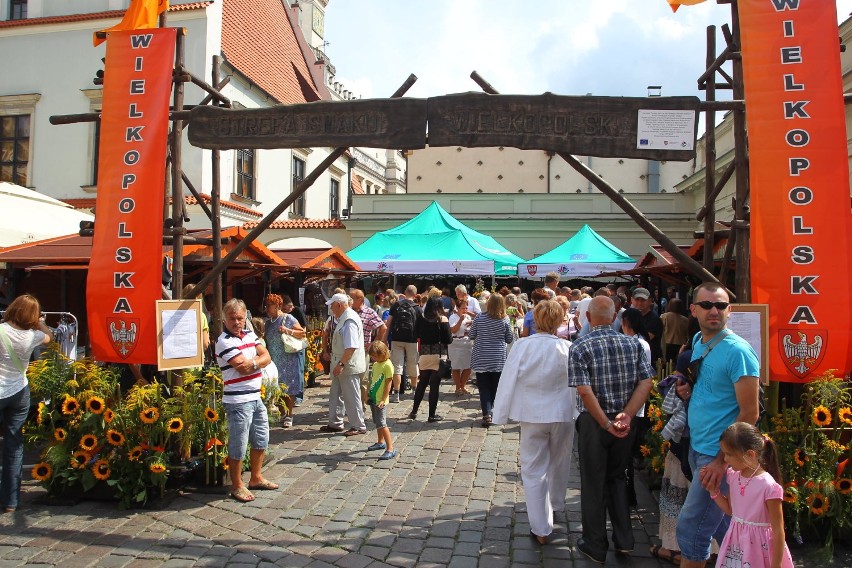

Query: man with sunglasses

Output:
[674, 282, 760, 568]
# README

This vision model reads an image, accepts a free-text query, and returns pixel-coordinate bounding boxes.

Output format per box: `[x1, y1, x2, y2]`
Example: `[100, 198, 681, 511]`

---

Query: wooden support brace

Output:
[697, 161, 736, 222]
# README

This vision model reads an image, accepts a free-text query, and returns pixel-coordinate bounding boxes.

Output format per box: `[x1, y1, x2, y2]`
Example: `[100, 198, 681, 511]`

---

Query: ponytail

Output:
[761, 436, 783, 484]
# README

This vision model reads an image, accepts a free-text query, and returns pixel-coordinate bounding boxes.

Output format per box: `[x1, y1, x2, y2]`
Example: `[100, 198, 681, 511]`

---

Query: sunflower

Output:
[812, 405, 832, 427]
[93, 459, 111, 481]
[140, 407, 160, 424]
[103, 408, 115, 424]
[640, 445, 651, 457]
[783, 483, 797, 503]
[260, 385, 266, 398]
[36, 401, 46, 425]
[205, 407, 219, 422]
[86, 396, 105, 415]
[128, 446, 143, 462]
[80, 434, 98, 451]
[653, 420, 663, 432]
[70, 451, 90, 469]
[61, 396, 80, 415]
[839, 407, 852, 426]
[106, 429, 125, 446]
[54, 428, 67, 442]
[794, 448, 808, 467]
[166, 417, 183, 433]
[149, 462, 167, 474]
[835, 478, 852, 495]
[807, 492, 830, 516]
[32, 462, 52, 481]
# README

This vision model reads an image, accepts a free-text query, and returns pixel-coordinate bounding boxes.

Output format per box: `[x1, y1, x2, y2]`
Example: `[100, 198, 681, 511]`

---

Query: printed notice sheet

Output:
[636, 109, 696, 151]
[728, 310, 763, 368]
[162, 309, 199, 359]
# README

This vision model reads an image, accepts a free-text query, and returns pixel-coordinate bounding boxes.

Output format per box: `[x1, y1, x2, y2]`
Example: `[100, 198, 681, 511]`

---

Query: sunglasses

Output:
[695, 301, 730, 310]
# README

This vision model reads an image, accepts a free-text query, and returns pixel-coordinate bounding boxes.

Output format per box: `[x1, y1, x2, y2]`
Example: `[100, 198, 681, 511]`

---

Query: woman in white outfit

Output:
[447, 300, 473, 394]
[492, 300, 576, 544]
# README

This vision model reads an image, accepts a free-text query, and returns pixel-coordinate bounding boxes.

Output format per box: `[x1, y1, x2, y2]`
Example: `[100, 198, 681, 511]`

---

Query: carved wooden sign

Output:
[426, 93, 700, 161]
[188, 98, 428, 150]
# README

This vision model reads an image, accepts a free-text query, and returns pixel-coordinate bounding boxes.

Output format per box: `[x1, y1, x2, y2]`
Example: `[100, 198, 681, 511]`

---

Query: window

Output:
[292, 156, 306, 217]
[0, 115, 30, 186]
[329, 178, 339, 218]
[9, 0, 27, 20]
[236, 149, 255, 200]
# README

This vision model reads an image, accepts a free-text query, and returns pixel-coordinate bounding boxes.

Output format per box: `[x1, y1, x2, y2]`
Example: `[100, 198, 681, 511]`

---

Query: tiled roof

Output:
[222, 0, 327, 105]
[0, 2, 211, 29]
[185, 193, 262, 217]
[63, 193, 262, 218]
[351, 175, 365, 195]
[243, 218, 346, 230]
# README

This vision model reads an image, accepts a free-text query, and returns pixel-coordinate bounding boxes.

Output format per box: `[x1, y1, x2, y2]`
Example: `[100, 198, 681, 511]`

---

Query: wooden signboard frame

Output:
[728, 304, 770, 384]
[156, 299, 204, 371]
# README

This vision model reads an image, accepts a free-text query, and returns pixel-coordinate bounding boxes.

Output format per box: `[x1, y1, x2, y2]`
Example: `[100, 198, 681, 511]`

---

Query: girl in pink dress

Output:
[712, 422, 793, 568]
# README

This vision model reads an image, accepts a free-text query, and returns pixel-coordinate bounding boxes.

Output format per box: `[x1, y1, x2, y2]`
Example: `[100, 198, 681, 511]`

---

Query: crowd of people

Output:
[0, 277, 789, 568]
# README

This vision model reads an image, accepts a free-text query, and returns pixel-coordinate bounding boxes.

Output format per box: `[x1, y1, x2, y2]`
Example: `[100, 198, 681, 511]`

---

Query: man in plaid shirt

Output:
[568, 296, 655, 564]
[350, 289, 386, 406]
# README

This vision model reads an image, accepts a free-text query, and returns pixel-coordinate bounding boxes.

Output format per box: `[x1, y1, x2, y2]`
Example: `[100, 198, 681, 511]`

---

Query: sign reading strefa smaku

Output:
[739, 0, 852, 381]
[87, 29, 175, 363]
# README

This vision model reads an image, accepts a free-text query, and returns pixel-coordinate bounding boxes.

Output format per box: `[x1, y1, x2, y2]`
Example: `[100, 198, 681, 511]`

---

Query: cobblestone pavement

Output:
[1, 379, 690, 567]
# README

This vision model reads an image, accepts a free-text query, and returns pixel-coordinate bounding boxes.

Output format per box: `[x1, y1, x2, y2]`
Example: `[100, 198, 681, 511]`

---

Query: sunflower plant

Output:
[26, 347, 228, 508]
[768, 369, 852, 552]
[305, 316, 326, 379]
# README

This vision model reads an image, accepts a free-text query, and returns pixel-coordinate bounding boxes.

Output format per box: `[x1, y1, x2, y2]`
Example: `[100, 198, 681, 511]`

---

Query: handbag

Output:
[282, 332, 308, 353]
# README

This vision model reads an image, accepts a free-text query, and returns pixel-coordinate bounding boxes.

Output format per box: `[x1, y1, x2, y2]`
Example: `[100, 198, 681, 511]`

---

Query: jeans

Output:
[676, 447, 731, 562]
[223, 399, 269, 460]
[411, 369, 441, 417]
[476, 371, 501, 417]
[0, 385, 30, 510]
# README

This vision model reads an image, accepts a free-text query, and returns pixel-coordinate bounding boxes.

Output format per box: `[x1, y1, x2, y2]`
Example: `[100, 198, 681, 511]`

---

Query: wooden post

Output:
[210, 55, 224, 338]
[469, 71, 732, 296]
[184, 74, 419, 300]
[703, 26, 717, 273]
[171, 30, 186, 298]
[729, 8, 751, 302]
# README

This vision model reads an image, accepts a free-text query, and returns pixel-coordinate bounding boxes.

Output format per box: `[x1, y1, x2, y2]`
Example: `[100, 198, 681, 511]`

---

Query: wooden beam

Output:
[696, 161, 736, 222]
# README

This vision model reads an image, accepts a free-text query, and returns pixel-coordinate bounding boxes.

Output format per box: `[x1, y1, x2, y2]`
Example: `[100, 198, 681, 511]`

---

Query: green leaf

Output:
[80, 469, 97, 492]
[134, 490, 147, 503]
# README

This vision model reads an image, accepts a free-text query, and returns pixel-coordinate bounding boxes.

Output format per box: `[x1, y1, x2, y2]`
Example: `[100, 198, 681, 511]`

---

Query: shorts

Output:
[391, 341, 419, 377]
[370, 403, 388, 429]
[224, 399, 269, 460]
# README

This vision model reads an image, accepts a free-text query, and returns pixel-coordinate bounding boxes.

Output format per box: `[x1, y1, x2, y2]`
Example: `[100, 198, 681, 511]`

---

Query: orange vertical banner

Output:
[739, 0, 852, 381]
[87, 28, 176, 363]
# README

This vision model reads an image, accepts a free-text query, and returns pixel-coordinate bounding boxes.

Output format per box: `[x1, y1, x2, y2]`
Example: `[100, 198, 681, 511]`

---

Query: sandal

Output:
[248, 480, 279, 491]
[229, 486, 255, 503]
[320, 425, 344, 432]
[344, 428, 366, 436]
[649, 545, 681, 565]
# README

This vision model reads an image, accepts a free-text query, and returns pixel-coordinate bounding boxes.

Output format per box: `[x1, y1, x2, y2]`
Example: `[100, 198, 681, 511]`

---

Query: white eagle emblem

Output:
[110, 320, 138, 357]
[782, 331, 823, 376]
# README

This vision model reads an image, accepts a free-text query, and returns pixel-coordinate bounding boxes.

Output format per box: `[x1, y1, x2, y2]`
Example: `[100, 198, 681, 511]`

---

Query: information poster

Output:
[636, 109, 695, 151]
[156, 299, 204, 371]
[728, 304, 769, 384]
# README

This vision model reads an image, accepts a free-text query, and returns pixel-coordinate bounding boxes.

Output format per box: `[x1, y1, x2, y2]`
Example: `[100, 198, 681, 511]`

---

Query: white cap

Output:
[326, 292, 349, 306]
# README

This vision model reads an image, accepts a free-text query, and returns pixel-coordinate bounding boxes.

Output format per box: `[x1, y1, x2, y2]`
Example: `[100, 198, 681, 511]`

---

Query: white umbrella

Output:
[0, 182, 94, 247]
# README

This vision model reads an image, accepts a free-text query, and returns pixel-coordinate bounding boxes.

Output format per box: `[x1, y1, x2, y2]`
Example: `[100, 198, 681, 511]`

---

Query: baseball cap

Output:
[675, 349, 693, 375]
[326, 293, 349, 306]
[632, 287, 650, 300]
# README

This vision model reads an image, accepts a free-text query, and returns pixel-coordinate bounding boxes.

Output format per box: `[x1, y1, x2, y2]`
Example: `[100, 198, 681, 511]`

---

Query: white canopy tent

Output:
[0, 183, 94, 248]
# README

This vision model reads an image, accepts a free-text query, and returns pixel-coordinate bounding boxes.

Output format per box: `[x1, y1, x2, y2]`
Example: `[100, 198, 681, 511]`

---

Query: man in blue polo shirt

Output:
[675, 282, 760, 568]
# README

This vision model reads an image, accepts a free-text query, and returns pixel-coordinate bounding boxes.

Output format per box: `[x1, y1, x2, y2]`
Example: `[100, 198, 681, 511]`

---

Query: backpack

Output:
[391, 299, 419, 342]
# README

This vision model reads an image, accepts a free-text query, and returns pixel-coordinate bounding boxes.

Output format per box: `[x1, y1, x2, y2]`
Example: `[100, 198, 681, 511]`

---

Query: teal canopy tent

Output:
[348, 202, 525, 275]
[517, 224, 635, 278]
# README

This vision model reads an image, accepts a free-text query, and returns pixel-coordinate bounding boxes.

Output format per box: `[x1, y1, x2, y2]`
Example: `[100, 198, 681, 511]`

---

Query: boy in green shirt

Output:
[367, 341, 397, 460]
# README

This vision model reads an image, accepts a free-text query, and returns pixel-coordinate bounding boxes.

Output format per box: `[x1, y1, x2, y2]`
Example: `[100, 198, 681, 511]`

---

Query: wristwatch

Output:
[252, 359, 258, 370]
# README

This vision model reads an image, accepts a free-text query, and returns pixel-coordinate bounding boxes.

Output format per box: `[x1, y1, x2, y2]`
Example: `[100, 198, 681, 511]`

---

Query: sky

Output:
[324, 0, 852, 103]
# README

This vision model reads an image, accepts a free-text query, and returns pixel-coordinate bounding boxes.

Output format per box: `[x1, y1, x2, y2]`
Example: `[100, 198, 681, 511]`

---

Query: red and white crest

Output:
[526, 265, 538, 276]
[108, 317, 140, 359]
[779, 329, 827, 380]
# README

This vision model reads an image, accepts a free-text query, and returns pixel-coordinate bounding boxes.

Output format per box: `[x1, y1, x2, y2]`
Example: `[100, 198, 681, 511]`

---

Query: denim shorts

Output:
[676, 447, 731, 561]
[370, 403, 388, 429]
[224, 399, 269, 460]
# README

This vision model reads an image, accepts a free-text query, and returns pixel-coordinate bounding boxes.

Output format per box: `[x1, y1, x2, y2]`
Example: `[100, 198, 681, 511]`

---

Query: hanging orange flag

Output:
[94, 0, 169, 46]
[666, 0, 707, 13]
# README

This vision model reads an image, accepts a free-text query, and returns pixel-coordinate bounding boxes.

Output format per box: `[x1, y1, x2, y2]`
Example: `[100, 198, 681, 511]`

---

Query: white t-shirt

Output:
[576, 297, 593, 328]
[466, 296, 481, 315]
[449, 312, 472, 338]
[0, 323, 46, 399]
